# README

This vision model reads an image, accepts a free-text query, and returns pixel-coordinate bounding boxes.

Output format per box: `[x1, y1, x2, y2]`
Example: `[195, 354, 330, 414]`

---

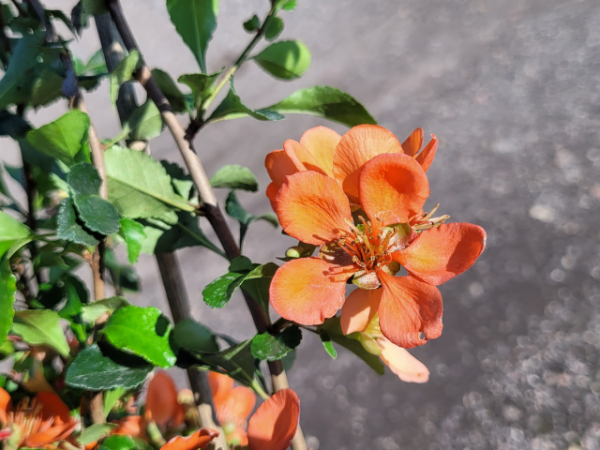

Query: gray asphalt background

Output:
[2, 0, 600, 448]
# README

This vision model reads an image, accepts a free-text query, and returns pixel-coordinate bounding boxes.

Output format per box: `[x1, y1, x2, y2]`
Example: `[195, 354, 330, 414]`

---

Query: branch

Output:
[106, 2, 306, 448]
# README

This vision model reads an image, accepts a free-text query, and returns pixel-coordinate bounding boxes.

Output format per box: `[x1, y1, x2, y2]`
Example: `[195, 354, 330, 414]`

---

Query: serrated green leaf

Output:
[118, 218, 145, 264]
[253, 40, 310, 80]
[102, 305, 176, 368]
[264, 17, 283, 41]
[65, 343, 152, 390]
[12, 309, 70, 357]
[177, 71, 221, 109]
[77, 423, 118, 445]
[68, 162, 101, 196]
[166, 0, 219, 73]
[27, 111, 90, 166]
[110, 50, 140, 104]
[31, 70, 64, 107]
[151, 69, 187, 113]
[73, 195, 121, 236]
[202, 272, 245, 308]
[104, 146, 194, 222]
[173, 318, 219, 353]
[80, 296, 129, 323]
[243, 15, 260, 32]
[0, 259, 16, 346]
[209, 79, 284, 123]
[251, 326, 301, 361]
[210, 165, 258, 192]
[56, 197, 99, 246]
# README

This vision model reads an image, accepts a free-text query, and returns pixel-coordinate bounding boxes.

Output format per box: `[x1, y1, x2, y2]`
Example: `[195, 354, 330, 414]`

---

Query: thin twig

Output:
[106, 2, 306, 448]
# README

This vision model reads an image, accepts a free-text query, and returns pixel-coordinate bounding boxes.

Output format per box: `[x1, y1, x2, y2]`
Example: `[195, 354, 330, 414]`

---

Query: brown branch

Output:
[106, 2, 306, 448]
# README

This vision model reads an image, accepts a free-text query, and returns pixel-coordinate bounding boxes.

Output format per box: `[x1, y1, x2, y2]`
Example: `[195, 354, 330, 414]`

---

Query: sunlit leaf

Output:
[109, 50, 140, 104]
[12, 309, 71, 357]
[251, 326, 301, 361]
[210, 165, 258, 192]
[253, 40, 310, 80]
[0, 259, 16, 346]
[118, 218, 145, 264]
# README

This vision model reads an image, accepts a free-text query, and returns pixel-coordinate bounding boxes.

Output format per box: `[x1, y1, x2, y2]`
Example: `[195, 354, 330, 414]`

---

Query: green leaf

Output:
[225, 191, 278, 247]
[0, 259, 16, 346]
[251, 326, 301, 361]
[0, 211, 31, 258]
[117, 99, 163, 143]
[253, 40, 310, 80]
[264, 17, 283, 41]
[202, 340, 256, 387]
[104, 146, 195, 222]
[103, 387, 125, 418]
[119, 218, 145, 264]
[73, 195, 121, 236]
[151, 69, 187, 113]
[210, 165, 258, 192]
[263, 86, 377, 127]
[82, 0, 108, 16]
[243, 15, 260, 32]
[98, 435, 136, 450]
[228, 256, 254, 273]
[173, 318, 219, 353]
[319, 317, 384, 375]
[273, 0, 296, 11]
[321, 337, 337, 359]
[78, 49, 107, 75]
[178, 71, 221, 109]
[202, 272, 245, 308]
[81, 296, 129, 323]
[161, 161, 194, 201]
[56, 197, 99, 246]
[27, 111, 90, 166]
[12, 309, 71, 357]
[77, 423, 118, 445]
[109, 50, 140, 104]
[166, 0, 219, 73]
[102, 305, 176, 368]
[68, 162, 101, 196]
[65, 343, 152, 391]
[31, 70, 64, 107]
[239, 262, 278, 314]
[209, 79, 284, 123]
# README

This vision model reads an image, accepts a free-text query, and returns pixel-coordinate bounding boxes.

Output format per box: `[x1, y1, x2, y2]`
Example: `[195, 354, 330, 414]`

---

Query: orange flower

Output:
[270, 151, 486, 348]
[208, 372, 300, 450]
[112, 415, 148, 441]
[160, 428, 218, 450]
[0, 387, 78, 448]
[145, 371, 185, 429]
[265, 125, 438, 207]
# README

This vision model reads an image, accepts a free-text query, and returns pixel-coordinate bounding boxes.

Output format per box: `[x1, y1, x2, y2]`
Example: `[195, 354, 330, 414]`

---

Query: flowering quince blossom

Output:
[209, 372, 300, 450]
[267, 125, 486, 349]
[0, 387, 78, 448]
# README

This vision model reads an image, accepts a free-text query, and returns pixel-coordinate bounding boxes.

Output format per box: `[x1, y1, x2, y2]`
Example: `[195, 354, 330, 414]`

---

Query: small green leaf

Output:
[73, 195, 121, 236]
[65, 344, 152, 391]
[78, 49, 107, 75]
[161, 161, 194, 200]
[81, 296, 129, 323]
[31, 70, 64, 107]
[210, 165, 258, 192]
[202, 272, 245, 308]
[228, 255, 254, 273]
[264, 17, 283, 41]
[119, 218, 146, 264]
[0, 259, 16, 346]
[253, 40, 310, 80]
[178, 71, 221, 109]
[273, 0, 296, 11]
[118, 99, 163, 143]
[104, 146, 195, 222]
[151, 69, 187, 113]
[0, 211, 31, 258]
[209, 79, 284, 123]
[102, 305, 176, 368]
[78, 423, 118, 445]
[56, 197, 99, 246]
[98, 435, 136, 450]
[110, 50, 140, 104]
[103, 387, 125, 418]
[166, 0, 219, 73]
[12, 309, 71, 357]
[239, 262, 278, 314]
[68, 162, 101, 196]
[321, 336, 337, 359]
[202, 340, 257, 389]
[173, 318, 219, 353]
[251, 326, 301, 361]
[225, 191, 278, 247]
[243, 15, 260, 32]
[27, 111, 90, 166]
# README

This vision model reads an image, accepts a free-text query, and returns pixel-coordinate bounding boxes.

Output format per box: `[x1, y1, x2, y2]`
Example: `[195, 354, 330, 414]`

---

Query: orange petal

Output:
[265, 149, 305, 187]
[415, 134, 437, 172]
[248, 389, 300, 450]
[25, 422, 78, 448]
[36, 392, 72, 426]
[146, 371, 183, 427]
[113, 415, 148, 441]
[358, 153, 430, 226]
[283, 140, 325, 176]
[160, 429, 218, 450]
[402, 128, 424, 157]
[0, 387, 11, 425]
[299, 126, 341, 177]
[378, 273, 443, 349]
[398, 223, 486, 286]
[214, 386, 256, 426]
[275, 171, 352, 245]
[270, 257, 352, 325]
[333, 125, 403, 202]
[340, 288, 382, 335]
[266, 182, 279, 210]
[208, 372, 234, 401]
[378, 338, 430, 383]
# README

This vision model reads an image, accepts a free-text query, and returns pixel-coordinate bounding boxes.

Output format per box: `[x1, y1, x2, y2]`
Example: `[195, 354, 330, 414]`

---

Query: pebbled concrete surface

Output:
[2, 0, 600, 448]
